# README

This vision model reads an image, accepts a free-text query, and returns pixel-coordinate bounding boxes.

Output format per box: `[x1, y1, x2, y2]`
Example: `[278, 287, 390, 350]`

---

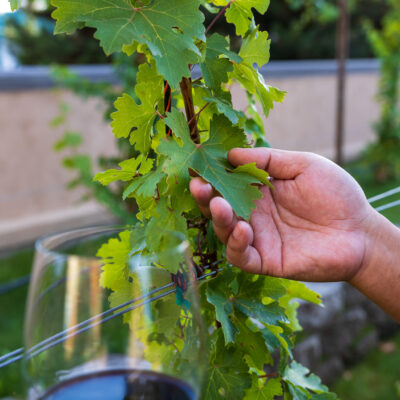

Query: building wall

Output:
[258, 73, 378, 159]
[0, 60, 381, 250]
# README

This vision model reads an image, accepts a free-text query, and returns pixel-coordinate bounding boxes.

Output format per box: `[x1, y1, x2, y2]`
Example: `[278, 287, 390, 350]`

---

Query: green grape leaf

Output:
[8, 0, 21, 11]
[200, 34, 241, 90]
[225, 0, 270, 37]
[284, 361, 328, 392]
[278, 280, 322, 331]
[111, 62, 163, 154]
[158, 111, 266, 220]
[232, 63, 286, 117]
[245, 376, 283, 400]
[206, 269, 288, 344]
[94, 156, 153, 186]
[232, 162, 271, 186]
[97, 230, 132, 289]
[154, 296, 182, 340]
[51, 0, 205, 87]
[244, 91, 268, 146]
[203, 95, 245, 125]
[160, 107, 189, 145]
[206, 283, 237, 344]
[204, 330, 252, 399]
[260, 276, 287, 300]
[234, 286, 289, 326]
[235, 316, 273, 370]
[144, 197, 187, 273]
[192, 86, 220, 140]
[123, 167, 165, 200]
[283, 361, 338, 399]
[239, 28, 271, 68]
[202, 33, 242, 63]
[108, 278, 134, 323]
[262, 324, 293, 357]
[108, 265, 179, 337]
[136, 195, 157, 222]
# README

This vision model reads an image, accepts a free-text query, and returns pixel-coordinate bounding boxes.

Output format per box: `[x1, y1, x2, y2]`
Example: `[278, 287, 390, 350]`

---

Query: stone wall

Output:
[294, 282, 399, 384]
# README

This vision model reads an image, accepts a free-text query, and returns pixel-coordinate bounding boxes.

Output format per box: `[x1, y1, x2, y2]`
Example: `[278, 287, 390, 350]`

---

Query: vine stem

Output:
[180, 77, 200, 144]
[180, 2, 233, 143]
[258, 372, 279, 379]
[205, 1, 233, 35]
[188, 102, 210, 127]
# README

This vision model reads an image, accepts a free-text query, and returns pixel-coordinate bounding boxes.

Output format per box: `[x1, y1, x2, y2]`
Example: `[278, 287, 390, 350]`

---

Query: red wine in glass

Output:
[42, 369, 197, 400]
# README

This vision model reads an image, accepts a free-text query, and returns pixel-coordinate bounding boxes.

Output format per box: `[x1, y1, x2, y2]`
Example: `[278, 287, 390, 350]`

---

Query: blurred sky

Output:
[0, 3, 11, 14]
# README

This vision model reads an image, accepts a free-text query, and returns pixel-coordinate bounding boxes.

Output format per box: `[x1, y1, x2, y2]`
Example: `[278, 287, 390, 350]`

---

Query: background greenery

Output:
[3, 0, 390, 64]
[333, 332, 400, 400]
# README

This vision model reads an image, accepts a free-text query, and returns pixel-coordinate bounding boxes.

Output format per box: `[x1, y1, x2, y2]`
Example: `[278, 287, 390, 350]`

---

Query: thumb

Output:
[228, 148, 315, 180]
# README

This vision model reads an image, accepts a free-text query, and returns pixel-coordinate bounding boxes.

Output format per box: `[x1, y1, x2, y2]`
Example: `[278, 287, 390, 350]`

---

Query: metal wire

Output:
[0, 275, 30, 296]
[0, 267, 221, 369]
[1, 185, 399, 368]
[374, 199, 400, 212]
[25, 288, 178, 362]
[0, 347, 24, 363]
[368, 186, 400, 204]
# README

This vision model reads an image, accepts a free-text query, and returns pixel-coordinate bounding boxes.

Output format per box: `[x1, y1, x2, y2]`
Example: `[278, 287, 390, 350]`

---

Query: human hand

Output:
[190, 148, 375, 282]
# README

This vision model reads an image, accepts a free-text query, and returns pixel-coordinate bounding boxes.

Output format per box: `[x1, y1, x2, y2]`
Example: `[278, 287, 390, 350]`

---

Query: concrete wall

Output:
[0, 88, 118, 250]
[0, 60, 381, 250]
[234, 59, 379, 160]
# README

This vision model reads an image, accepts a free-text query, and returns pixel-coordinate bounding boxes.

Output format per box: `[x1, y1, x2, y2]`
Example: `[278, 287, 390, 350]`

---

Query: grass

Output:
[0, 248, 34, 398]
[333, 332, 400, 400]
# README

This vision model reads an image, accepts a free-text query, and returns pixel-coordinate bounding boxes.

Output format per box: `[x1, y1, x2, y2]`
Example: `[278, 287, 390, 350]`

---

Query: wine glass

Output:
[23, 226, 206, 400]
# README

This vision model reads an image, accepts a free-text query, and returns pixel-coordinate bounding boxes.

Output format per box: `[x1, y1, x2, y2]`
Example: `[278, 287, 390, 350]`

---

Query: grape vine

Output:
[10, 0, 338, 398]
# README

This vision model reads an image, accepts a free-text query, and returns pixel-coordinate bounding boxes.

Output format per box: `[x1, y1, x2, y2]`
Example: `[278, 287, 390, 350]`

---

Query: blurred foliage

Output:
[204, 0, 389, 60]
[6, 0, 389, 64]
[5, 11, 109, 65]
[362, 0, 400, 182]
[51, 53, 143, 223]
[333, 332, 400, 400]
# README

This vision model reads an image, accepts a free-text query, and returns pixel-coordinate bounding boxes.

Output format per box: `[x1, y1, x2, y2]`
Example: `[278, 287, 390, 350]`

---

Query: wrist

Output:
[349, 207, 400, 321]
[350, 208, 388, 288]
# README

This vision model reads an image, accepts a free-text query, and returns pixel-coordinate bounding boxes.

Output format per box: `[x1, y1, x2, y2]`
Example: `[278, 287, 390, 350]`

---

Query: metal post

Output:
[335, 0, 349, 166]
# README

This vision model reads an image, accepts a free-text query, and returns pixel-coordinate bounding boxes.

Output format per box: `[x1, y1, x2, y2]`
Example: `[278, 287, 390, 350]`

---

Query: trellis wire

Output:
[368, 186, 400, 204]
[0, 186, 399, 368]
[374, 199, 400, 212]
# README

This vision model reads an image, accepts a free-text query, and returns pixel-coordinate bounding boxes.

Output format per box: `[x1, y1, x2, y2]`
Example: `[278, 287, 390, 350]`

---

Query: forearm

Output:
[350, 209, 400, 322]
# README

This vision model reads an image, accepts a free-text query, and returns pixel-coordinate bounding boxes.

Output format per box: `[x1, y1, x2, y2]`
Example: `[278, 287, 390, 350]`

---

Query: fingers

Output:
[226, 221, 262, 274]
[228, 148, 315, 180]
[190, 177, 263, 274]
[189, 178, 238, 244]
[189, 177, 213, 218]
[209, 197, 238, 244]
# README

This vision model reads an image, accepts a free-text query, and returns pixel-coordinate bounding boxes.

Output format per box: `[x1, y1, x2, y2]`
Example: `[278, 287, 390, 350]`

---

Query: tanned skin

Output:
[190, 148, 400, 322]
